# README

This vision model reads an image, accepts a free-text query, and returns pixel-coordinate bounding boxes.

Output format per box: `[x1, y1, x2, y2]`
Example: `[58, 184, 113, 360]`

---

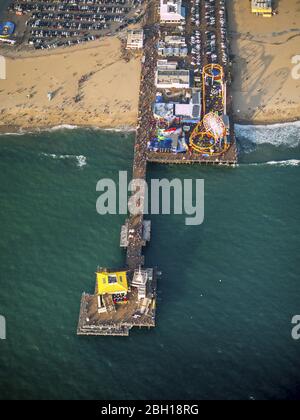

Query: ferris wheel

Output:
[203, 112, 226, 140]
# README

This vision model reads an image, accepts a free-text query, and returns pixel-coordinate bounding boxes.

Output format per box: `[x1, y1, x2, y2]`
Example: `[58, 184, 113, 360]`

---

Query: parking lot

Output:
[7, 0, 146, 49]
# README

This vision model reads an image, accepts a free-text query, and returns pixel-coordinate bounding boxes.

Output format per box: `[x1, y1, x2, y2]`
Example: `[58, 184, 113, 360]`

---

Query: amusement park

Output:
[189, 64, 229, 156]
[147, 0, 234, 162]
[148, 63, 230, 158]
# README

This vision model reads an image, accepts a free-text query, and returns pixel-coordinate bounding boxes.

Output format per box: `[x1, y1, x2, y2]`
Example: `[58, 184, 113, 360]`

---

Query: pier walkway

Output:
[77, 0, 237, 336]
[126, 27, 159, 270]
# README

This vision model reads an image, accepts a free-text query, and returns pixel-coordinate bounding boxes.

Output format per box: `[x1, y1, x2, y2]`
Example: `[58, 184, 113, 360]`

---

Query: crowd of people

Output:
[133, 30, 158, 179]
[126, 29, 159, 268]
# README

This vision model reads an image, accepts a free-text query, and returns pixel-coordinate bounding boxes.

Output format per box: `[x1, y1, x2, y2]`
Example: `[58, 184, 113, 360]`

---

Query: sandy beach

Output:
[0, 36, 141, 132]
[0, 0, 300, 131]
[228, 0, 300, 124]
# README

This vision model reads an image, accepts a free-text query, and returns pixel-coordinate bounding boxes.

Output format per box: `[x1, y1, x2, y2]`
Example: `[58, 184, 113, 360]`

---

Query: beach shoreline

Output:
[2, 117, 300, 137]
[234, 116, 300, 127]
[0, 123, 137, 135]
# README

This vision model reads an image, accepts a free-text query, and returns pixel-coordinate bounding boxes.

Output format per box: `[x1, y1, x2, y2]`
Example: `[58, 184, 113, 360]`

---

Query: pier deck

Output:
[147, 143, 237, 165]
[126, 25, 159, 269]
[77, 25, 159, 337]
[77, 0, 237, 336]
[77, 269, 157, 336]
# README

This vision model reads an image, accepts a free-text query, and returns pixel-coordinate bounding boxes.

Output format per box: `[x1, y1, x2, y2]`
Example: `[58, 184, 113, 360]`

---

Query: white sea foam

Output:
[45, 124, 79, 132]
[90, 126, 136, 134]
[0, 131, 26, 136]
[45, 125, 136, 133]
[41, 153, 87, 167]
[0, 124, 136, 136]
[103, 127, 136, 133]
[236, 120, 300, 130]
[0, 125, 79, 136]
[245, 159, 300, 167]
[265, 159, 300, 167]
[76, 155, 87, 167]
[235, 121, 300, 149]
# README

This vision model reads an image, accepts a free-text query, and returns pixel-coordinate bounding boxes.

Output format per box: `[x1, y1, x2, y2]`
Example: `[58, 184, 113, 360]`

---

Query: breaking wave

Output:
[76, 155, 87, 168]
[265, 159, 300, 167]
[44, 125, 79, 132]
[0, 124, 135, 136]
[235, 121, 300, 152]
[246, 159, 300, 167]
[0, 131, 27, 136]
[0, 125, 80, 136]
[102, 127, 136, 133]
[41, 153, 87, 167]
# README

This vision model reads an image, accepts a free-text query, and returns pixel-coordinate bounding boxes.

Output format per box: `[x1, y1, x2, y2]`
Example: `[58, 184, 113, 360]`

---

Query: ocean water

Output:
[0, 124, 299, 400]
[0, 0, 10, 15]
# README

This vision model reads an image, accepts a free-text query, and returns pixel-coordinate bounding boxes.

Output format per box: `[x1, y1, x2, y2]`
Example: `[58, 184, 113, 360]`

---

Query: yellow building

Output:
[96, 271, 128, 296]
[251, 0, 273, 17]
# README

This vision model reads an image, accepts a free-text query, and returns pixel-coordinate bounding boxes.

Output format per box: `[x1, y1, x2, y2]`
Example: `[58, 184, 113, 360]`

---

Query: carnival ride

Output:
[202, 63, 225, 115]
[148, 127, 188, 153]
[190, 64, 229, 156]
[0, 22, 15, 38]
[189, 111, 227, 154]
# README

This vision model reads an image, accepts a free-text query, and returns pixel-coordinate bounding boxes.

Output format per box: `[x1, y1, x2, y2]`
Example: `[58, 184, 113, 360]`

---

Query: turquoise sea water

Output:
[0, 124, 299, 400]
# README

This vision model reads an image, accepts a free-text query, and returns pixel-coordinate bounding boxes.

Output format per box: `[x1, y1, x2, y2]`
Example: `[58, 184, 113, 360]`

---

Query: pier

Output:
[77, 268, 157, 336]
[77, 0, 237, 336]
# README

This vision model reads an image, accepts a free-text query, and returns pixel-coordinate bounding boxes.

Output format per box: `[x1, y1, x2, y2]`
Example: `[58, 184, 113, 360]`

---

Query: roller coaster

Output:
[189, 64, 229, 156]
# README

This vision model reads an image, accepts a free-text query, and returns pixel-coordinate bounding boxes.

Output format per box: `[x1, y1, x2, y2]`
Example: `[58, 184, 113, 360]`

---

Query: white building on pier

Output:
[126, 29, 144, 49]
[132, 268, 148, 300]
[156, 69, 190, 89]
[160, 0, 185, 24]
